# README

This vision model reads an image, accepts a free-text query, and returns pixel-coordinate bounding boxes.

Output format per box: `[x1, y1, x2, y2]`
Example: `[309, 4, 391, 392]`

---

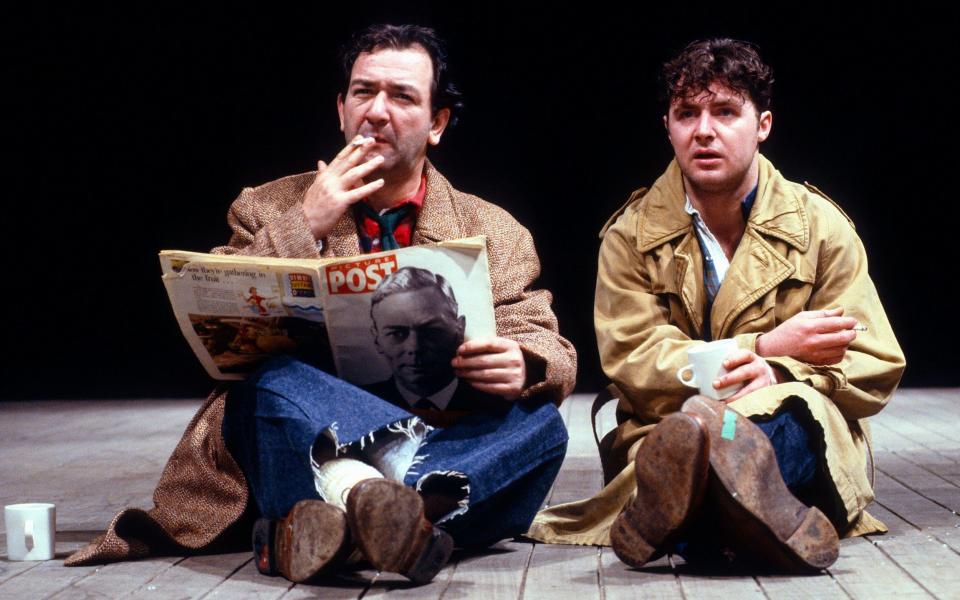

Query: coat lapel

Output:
[711, 229, 794, 338]
[412, 162, 463, 245]
[635, 156, 809, 341]
[673, 232, 706, 337]
[711, 156, 808, 339]
[636, 160, 706, 336]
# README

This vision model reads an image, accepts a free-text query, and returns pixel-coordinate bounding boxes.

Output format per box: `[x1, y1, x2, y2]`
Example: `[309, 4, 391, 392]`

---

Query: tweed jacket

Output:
[66, 162, 576, 566]
[528, 155, 905, 546]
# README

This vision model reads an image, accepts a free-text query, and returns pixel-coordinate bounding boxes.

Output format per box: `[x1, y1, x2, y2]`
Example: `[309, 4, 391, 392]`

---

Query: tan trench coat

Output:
[528, 156, 905, 546]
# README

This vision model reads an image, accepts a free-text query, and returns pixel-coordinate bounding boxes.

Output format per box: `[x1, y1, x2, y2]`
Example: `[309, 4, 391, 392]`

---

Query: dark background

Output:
[5, 2, 956, 399]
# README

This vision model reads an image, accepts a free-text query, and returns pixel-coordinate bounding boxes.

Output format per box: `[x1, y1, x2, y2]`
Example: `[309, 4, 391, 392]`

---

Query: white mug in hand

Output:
[676, 339, 744, 400]
[4, 503, 56, 561]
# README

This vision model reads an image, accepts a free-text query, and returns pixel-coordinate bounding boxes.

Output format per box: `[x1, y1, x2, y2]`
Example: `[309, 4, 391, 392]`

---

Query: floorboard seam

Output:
[515, 542, 536, 600]
[122, 555, 189, 598]
[753, 575, 772, 600]
[890, 450, 960, 490]
[882, 405, 960, 444]
[871, 421, 960, 466]
[877, 467, 960, 515]
[39, 581, 78, 600]
[666, 554, 689, 600]
[873, 499, 960, 560]
[357, 571, 378, 599]
[44, 562, 102, 599]
[862, 533, 939, 599]
[823, 566, 857, 599]
[198, 556, 253, 599]
[435, 555, 460, 600]
[596, 547, 607, 600]
[39, 563, 123, 600]
[873, 499, 925, 532]
[594, 546, 604, 600]
[275, 577, 297, 598]
[0, 561, 41, 587]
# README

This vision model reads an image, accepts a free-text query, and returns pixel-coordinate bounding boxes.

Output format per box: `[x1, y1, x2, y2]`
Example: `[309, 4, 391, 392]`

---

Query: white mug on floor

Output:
[676, 339, 744, 400]
[4, 503, 56, 561]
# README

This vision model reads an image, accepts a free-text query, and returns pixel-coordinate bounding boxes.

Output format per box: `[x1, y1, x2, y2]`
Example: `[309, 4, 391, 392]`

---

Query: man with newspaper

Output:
[66, 24, 576, 585]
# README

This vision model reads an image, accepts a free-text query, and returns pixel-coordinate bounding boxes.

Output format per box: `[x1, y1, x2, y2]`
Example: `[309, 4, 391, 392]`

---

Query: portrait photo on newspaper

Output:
[321, 238, 495, 405]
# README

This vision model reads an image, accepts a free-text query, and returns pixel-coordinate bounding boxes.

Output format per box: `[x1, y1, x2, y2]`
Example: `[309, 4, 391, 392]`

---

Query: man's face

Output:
[371, 286, 465, 396]
[664, 82, 772, 195]
[337, 45, 450, 180]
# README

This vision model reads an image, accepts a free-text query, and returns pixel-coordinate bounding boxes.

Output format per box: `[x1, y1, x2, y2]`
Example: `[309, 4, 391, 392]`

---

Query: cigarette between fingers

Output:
[351, 136, 375, 147]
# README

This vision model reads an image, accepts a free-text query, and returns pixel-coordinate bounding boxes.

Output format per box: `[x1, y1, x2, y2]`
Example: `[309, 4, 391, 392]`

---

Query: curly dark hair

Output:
[661, 38, 774, 113]
[339, 24, 464, 127]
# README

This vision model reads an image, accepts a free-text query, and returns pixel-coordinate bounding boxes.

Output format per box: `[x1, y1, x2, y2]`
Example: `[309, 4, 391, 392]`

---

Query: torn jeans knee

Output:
[415, 470, 470, 523]
[309, 416, 472, 523]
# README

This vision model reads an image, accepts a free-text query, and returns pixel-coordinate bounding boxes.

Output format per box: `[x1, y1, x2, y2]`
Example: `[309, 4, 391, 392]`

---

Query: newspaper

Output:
[159, 237, 495, 386]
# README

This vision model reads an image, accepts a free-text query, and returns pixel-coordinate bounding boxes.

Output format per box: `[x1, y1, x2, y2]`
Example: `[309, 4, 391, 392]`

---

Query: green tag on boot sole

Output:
[721, 408, 737, 440]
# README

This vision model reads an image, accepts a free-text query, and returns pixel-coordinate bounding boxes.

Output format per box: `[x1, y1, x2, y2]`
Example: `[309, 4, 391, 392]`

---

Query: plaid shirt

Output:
[685, 185, 757, 340]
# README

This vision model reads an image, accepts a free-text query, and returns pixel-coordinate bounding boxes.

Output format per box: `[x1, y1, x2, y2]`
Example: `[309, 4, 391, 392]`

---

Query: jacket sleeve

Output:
[764, 209, 906, 420]
[487, 221, 577, 405]
[210, 186, 321, 259]
[595, 212, 759, 423]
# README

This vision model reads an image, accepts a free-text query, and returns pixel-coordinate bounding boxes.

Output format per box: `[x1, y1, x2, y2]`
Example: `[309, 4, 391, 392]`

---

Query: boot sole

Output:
[610, 412, 709, 568]
[682, 396, 839, 572]
[275, 500, 352, 583]
[347, 479, 453, 584]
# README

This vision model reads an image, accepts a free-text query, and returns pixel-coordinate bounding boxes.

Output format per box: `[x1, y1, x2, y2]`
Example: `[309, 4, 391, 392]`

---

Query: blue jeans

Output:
[222, 356, 568, 548]
[753, 409, 818, 492]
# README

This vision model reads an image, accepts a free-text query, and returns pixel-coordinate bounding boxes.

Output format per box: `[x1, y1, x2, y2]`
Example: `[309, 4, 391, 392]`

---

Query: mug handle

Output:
[24, 519, 34, 552]
[676, 364, 698, 388]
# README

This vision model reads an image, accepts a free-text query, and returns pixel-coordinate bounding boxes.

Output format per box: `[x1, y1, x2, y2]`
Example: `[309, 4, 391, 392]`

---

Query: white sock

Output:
[364, 419, 431, 481]
[312, 458, 383, 511]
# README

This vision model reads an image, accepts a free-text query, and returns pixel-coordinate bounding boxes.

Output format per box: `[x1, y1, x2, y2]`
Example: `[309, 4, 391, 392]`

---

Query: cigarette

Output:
[852, 324, 868, 332]
[351, 136, 375, 147]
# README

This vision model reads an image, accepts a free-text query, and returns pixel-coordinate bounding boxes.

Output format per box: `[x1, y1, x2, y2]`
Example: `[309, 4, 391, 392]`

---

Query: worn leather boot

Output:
[610, 411, 710, 568]
[681, 395, 839, 572]
[252, 499, 353, 583]
[346, 479, 454, 584]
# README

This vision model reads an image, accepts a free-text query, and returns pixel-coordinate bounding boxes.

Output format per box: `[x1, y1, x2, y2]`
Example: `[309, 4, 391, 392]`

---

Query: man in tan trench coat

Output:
[528, 38, 905, 569]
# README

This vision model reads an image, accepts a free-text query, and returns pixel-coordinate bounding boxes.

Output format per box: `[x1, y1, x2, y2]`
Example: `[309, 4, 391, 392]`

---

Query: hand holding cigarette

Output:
[756, 307, 861, 365]
[301, 135, 385, 241]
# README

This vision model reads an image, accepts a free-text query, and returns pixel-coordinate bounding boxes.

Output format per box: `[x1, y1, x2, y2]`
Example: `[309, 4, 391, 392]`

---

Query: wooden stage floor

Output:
[1, 389, 958, 599]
